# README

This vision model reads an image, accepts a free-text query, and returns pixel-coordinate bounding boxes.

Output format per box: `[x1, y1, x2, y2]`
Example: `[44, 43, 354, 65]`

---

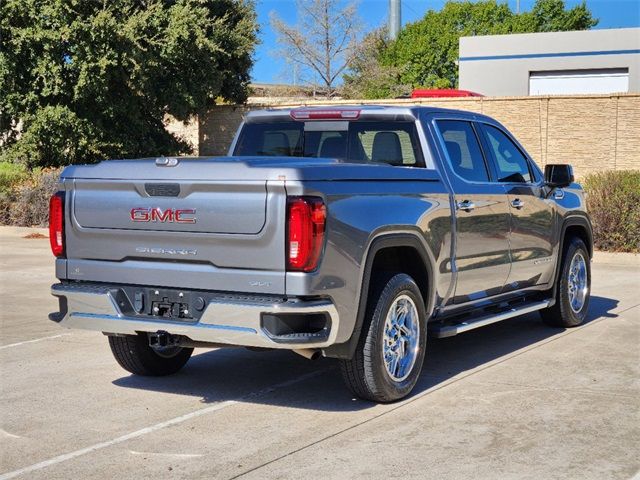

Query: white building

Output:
[459, 28, 640, 96]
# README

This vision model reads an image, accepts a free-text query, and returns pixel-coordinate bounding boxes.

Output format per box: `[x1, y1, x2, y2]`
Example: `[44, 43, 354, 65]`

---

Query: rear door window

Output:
[436, 120, 490, 183]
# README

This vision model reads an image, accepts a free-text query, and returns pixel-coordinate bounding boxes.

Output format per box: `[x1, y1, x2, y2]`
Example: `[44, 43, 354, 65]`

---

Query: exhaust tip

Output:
[293, 348, 321, 360]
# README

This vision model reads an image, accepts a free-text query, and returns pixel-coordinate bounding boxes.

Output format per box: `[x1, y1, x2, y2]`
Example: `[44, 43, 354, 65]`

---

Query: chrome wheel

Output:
[567, 252, 588, 313]
[382, 294, 420, 382]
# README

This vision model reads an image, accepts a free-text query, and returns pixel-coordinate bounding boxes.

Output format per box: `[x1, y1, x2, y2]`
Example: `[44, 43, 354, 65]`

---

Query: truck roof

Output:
[244, 104, 493, 123]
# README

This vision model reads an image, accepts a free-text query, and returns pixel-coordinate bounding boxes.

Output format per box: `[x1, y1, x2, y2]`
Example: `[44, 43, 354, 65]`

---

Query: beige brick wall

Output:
[170, 94, 640, 177]
[615, 96, 640, 171]
[164, 115, 199, 155]
[198, 105, 252, 157]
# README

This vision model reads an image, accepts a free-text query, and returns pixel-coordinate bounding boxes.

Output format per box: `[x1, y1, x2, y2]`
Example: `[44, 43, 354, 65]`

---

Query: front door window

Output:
[484, 125, 532, 183]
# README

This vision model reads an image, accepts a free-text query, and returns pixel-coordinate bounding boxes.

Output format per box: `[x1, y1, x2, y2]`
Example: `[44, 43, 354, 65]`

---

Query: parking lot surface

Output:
[1, 227, 638, 479]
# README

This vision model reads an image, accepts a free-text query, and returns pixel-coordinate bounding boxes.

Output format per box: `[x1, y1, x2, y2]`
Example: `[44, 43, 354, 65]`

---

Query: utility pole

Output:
[389, 0, 401, 40]
[516, 0, 520, 14]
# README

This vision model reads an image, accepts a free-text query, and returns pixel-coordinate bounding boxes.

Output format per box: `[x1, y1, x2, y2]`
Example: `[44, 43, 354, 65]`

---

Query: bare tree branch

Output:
[270, 0, 362, 96]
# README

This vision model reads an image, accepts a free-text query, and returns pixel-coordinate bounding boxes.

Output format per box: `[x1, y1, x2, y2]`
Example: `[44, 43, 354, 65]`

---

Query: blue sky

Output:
[251, 0, 640, 83]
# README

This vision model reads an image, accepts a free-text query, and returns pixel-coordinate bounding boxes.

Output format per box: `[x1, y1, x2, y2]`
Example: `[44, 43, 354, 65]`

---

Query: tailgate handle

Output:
[155, 157, 179, 167]
[145, 183, 180, 197]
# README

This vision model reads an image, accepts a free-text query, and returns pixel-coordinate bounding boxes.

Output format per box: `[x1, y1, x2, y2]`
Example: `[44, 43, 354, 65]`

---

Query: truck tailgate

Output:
[73, 180, 266, 234]
[60, 159, 287, 294]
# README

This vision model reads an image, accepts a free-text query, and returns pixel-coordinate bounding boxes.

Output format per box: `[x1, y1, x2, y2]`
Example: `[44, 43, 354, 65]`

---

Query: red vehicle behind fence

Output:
[411, 89, 484, 98]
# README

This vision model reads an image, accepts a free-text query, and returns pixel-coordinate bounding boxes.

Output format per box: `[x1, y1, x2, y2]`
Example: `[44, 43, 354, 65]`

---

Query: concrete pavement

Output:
[0, 228, 638, 479]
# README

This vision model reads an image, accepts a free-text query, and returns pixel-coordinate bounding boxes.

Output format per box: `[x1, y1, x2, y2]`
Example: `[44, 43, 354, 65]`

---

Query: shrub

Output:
[0, 161, 30, 223]
[0, 161, 29, 195]
[0, 106, 106, 169]
[583, 170, 640, 253]
[0, 167, 63, 227]
[1, 0, 258, 168]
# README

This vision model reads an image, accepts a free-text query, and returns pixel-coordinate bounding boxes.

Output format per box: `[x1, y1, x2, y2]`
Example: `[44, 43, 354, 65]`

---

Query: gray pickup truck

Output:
[49, 105, 592, 402]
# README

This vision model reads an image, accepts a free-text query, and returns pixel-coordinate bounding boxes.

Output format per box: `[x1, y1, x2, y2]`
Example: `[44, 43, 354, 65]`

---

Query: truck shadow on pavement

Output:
[112, 295, 618, 411]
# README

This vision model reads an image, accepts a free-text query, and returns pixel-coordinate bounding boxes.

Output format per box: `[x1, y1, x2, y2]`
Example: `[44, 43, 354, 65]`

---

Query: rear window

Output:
[234, 121, 423, 167]
[234, 122, 303, 157]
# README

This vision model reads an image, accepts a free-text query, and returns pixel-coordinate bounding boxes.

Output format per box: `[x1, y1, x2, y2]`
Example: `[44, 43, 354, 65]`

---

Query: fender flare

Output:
[549, 215, 593, 305]
[323, 232, 437, 360]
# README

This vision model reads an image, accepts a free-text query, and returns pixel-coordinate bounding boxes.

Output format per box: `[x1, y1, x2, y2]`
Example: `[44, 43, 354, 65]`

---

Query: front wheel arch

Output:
[551, 216, 593, 296]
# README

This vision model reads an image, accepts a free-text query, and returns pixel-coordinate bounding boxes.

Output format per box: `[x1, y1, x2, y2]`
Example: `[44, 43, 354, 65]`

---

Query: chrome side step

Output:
[429, 300, 551, 339]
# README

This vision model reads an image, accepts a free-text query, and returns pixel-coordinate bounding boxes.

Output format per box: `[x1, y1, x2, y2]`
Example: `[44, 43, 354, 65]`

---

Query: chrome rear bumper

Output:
[50, 282, 339, 349]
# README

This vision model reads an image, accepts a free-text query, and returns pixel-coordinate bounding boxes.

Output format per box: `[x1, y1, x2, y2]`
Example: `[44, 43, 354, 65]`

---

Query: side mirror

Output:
[544, 164, 574, 188]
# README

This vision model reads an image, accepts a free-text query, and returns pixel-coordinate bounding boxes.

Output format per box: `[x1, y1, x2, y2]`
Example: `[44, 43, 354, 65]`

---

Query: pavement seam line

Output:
[475, 380, 639, 399]
[0, 369, 327, 480]
[616, 303, 640, 315]
[0, 334, 72, 350]
[228, 312, 625, 479]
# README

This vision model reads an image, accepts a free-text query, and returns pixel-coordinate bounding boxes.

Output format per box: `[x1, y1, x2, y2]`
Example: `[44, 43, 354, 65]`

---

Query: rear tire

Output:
[108, 333, 193, 376]
[540, 237, 591, 328]
[340, 273, 427, 403]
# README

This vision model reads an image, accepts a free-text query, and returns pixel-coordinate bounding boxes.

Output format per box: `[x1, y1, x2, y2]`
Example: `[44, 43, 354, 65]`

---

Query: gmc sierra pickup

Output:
[49, 105, 592, 402]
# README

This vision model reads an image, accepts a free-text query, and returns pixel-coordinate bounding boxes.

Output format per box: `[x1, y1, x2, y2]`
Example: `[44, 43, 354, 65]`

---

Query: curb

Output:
[0, 225, 49, 237]
[592, 250, 640, 267]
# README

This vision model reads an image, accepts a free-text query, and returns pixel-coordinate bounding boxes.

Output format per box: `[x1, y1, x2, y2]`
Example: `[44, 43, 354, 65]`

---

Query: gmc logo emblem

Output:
[130, 207, 196, 224]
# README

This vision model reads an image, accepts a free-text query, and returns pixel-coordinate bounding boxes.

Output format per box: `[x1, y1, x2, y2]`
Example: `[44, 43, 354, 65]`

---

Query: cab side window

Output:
[437, 120, 490, 183]
[483, 125, 532, 183]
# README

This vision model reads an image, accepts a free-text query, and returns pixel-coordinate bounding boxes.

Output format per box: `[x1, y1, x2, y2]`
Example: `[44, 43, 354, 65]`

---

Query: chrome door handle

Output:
[511, 198, 525, 209]
[456, 200, 476, 212]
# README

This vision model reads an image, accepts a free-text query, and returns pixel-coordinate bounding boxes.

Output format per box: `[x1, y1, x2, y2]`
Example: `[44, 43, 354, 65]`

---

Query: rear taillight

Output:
[286, 197, 326, 272]
[49, 192, 65, 257]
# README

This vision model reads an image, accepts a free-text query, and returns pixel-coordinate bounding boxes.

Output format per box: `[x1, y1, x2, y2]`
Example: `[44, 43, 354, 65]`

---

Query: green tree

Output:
[341, 27, 409, 99]
[343, 0, 597, 98]
[0, 0, 258, 168]
[515, 0, 598, 32]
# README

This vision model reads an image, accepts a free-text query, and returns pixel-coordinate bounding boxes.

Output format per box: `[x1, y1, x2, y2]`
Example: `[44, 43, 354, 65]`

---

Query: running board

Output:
[429, 300, 551, 339]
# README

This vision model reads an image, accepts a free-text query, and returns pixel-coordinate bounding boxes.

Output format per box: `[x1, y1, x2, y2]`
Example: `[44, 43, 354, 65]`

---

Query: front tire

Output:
[108, 333, 193, 376]
[541, 237, 591, 328]
[340, 273, 427, 403]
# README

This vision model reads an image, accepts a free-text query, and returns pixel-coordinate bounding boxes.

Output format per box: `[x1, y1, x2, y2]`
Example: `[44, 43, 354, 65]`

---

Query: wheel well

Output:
[564, 224, 592, 257]
[370, 246, 430, 308]
[322, 237, 434, 360]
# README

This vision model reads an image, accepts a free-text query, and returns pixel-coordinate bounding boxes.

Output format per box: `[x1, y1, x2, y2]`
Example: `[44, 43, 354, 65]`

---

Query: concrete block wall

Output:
[615, 96, 640, 171]
[168, 94, 640, 177]
[197, 105, 253, 157]
[164, 115, 199, 155]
